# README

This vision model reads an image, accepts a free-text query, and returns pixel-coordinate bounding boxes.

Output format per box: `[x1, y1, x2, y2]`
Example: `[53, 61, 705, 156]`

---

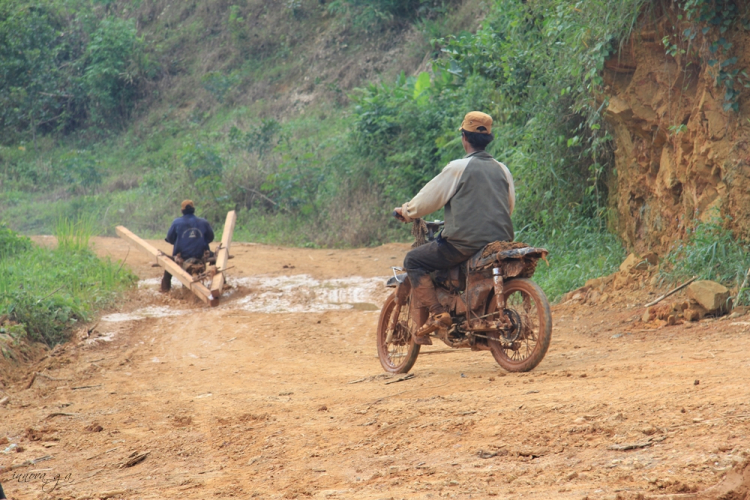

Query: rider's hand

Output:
[393, 207, 412, 223]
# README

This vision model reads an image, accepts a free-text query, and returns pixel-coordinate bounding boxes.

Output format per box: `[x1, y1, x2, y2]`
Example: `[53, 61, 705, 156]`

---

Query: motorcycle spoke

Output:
[489, 286, 542, 364]
[380, 300, 417, 370]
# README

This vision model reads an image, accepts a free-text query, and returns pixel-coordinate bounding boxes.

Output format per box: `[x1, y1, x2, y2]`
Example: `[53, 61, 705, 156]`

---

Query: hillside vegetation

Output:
[4, 0, 748, 301]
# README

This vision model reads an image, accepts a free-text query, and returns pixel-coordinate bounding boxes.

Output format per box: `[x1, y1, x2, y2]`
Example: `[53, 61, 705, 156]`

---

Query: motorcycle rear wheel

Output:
[486, 278, 552, 372]
[377, 293, 420, 374]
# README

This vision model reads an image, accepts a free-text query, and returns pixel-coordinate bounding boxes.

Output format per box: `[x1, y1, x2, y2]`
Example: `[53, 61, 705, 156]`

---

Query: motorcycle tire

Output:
[487, 278, 552, 372]
[376, 292, 420, 374]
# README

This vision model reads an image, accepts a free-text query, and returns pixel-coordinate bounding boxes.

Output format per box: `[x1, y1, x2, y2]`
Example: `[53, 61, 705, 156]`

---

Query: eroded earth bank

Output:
[1, 238, 750, 499]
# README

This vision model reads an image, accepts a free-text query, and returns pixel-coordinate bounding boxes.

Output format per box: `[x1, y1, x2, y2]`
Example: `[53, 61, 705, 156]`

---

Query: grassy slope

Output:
[0, 0, 484, 238]
[0, 0, 629, 302]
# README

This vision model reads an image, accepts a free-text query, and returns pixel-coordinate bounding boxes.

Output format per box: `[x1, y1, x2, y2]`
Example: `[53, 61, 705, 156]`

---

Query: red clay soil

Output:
[1, 237, 749, 500]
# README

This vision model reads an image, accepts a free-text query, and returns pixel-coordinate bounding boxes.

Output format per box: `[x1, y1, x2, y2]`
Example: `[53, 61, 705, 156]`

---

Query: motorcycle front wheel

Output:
[376, 293, 420, 374]
[486, 278, 552, 372]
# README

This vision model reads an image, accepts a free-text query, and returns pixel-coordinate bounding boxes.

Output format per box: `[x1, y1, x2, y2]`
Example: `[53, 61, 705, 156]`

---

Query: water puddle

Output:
[97, 274, 390, 342]
[228, 274, 389, 313]
[101, 306, 191, 323]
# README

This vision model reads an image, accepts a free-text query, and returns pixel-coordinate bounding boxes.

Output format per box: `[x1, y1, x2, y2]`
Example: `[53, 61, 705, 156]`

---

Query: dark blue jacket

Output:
[165, 213, 214, 259]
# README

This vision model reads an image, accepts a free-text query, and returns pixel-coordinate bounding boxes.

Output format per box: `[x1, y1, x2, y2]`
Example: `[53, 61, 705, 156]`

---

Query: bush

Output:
[0, 1, 156, 141]
[0, 2, 70, 142]
[83, 16, 153, 127]
[0, 224, 31, 258]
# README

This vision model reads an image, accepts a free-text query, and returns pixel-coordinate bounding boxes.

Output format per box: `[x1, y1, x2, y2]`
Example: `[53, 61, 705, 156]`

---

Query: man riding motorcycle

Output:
[393, 111, 515, 344]
[161, 199, 215, 292]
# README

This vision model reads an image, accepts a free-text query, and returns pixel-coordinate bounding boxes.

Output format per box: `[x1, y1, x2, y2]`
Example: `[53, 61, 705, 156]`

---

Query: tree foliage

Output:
[349, 0, 647, 226]
[0, 0, 156, 143]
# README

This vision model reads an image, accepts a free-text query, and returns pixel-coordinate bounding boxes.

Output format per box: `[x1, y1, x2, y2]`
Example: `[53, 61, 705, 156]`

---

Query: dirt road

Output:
[1, 237, 750, 499]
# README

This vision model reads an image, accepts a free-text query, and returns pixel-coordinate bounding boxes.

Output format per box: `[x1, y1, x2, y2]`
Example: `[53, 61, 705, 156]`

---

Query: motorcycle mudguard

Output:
[386, 273, 408, 288]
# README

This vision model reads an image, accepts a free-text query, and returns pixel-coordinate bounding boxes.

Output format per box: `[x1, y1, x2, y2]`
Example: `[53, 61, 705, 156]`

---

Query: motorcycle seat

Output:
[468, 242, 548, 272]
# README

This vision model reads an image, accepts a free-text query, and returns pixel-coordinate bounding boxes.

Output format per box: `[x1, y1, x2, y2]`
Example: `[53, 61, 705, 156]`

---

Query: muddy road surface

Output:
[1, 237, 750, 499]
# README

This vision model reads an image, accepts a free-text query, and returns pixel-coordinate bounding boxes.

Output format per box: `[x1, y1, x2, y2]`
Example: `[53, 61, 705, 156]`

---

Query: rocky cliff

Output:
[602, 10, 750, 254]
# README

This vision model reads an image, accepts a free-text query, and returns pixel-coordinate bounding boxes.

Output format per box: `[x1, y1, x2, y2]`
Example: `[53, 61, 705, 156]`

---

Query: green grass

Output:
[658, 218, 750, 304]
[519, 216, 626, 302]
[0, 221, 136, 347]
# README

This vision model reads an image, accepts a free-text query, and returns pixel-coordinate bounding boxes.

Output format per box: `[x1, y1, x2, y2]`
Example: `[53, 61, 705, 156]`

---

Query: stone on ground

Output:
[619, 253, 640, 273]
[687, 280, 730, 313]
[642, 252, 659, 266]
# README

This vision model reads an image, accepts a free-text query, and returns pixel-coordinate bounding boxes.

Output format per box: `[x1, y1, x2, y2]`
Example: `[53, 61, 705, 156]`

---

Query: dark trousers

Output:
[161, 270, 172, 291]
[403, 236, 471, 287]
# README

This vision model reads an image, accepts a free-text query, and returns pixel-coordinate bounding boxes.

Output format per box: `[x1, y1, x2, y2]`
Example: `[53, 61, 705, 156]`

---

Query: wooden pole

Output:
[115, 226, 216, 306]
[644, 276, 697, 308]
[210, 210, 236, 298]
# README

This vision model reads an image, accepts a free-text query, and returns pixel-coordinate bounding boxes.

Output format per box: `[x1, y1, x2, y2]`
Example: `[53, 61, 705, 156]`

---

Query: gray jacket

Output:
[402, 151, 514, 253]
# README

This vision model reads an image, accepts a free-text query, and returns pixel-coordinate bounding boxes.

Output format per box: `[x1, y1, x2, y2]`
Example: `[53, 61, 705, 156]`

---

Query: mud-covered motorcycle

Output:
[377, 219, 552, 373]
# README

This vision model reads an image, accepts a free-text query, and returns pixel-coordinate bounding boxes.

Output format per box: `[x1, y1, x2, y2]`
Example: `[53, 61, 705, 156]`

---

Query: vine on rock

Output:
[676, 0, 750, 112]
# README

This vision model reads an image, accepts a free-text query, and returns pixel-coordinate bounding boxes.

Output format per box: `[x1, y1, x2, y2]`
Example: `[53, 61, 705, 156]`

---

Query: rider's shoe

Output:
[160, 272, 172, 293]
[414, 334, 433, 346]
[415, 312, 452, 339]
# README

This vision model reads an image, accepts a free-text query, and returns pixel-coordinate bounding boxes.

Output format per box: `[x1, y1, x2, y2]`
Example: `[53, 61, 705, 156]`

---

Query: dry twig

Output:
[45, 412, 78, 420]
[644, 276, 697, 308]
[384, 373, 415, 385]
[120, 450, 150, 468]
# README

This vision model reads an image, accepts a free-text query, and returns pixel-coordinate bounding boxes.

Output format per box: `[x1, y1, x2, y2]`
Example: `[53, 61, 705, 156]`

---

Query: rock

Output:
[684, 306, 707, 322]
[613, 273, 633, 290]
[687, 280, 730, 313]
[585, 277, 603, 289]
[653, 303, 672, 320]
[731, 305, 749, 317]
[634, 260, 649, 271]
[606, 95, 632, 117]
[658, 147, 680, 190]
[619, 253, 641, 273]
[98, 491, 128, 500]
[643, 252, 659, 266]
[642, 309, 654, 323]
[700, 197, 722, 223]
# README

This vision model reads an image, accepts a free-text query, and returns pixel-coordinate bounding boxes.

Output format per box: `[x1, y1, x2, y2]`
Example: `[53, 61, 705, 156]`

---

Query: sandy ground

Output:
[1, 237, 750, 500]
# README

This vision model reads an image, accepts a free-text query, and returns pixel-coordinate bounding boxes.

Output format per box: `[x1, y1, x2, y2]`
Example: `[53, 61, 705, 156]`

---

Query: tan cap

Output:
[460, 111, 493, 134]
[181, 199, 195, 211]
